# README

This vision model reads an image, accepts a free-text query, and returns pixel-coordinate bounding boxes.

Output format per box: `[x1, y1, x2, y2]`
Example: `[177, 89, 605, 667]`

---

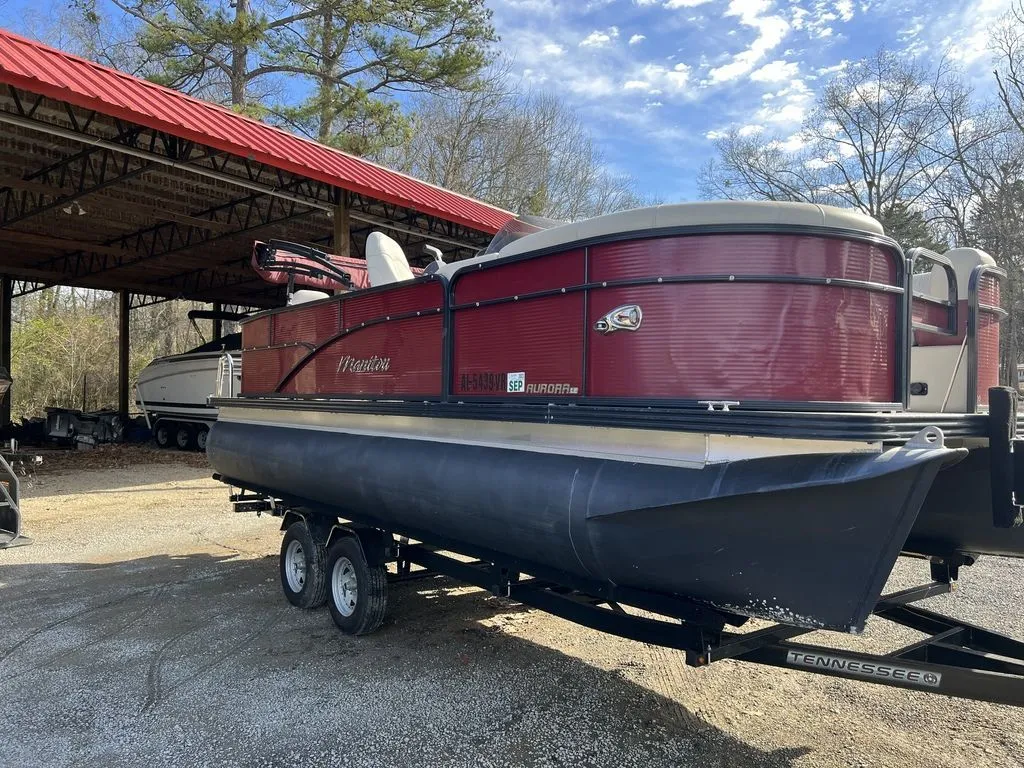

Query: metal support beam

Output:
[0, 275, 10, 426]
[334, 192, 351, 259]
[212, 301, 223, 341]
[118, 290, 129, 416]
[0, 102, 491, 250]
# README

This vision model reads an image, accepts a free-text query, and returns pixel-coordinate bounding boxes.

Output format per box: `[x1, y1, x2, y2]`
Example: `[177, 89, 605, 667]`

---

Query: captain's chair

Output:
[366, 231, 414, 287]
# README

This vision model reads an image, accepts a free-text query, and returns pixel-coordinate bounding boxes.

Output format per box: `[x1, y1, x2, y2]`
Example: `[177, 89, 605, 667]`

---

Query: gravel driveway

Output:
[0, 451, 1022, 767]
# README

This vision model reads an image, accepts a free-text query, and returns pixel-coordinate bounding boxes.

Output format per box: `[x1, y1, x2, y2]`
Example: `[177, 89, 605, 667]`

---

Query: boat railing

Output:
[216, 352, 238, 399]
[907, 247, 958, 337]
[966, 263, 1009, 413]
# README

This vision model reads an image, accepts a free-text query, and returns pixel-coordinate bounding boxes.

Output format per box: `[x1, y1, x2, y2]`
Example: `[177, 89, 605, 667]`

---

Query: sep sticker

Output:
[507, 372, 526, 393]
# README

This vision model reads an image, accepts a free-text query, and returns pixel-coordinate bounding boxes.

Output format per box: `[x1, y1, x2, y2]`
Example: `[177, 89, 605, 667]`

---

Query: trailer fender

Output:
[279, 509, 333, 546]
[326, 524, 392, 567]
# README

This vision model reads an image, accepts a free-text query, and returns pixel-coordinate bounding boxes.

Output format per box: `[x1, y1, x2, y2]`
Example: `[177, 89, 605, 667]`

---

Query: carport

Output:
[0, 28, 512, 424]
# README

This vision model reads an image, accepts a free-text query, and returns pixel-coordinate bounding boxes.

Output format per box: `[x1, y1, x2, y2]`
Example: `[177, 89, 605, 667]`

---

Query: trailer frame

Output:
[220, 475, 1024, 707]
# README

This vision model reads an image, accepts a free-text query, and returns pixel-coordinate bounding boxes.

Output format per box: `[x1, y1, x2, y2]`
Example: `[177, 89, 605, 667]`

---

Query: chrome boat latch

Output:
[594, 304, 643, 334]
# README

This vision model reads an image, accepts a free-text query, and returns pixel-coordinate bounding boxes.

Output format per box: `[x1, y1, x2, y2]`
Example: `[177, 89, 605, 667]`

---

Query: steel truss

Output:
[0, 87, 490, 284]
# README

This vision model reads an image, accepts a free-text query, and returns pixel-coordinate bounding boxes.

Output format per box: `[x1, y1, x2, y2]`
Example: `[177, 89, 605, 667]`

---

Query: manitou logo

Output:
[336, 355, 391, 374]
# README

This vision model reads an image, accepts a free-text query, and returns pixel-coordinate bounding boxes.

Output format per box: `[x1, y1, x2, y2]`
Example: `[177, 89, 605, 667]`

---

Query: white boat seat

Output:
[366, 231, 414, 287]
[287, 289, 329, 306]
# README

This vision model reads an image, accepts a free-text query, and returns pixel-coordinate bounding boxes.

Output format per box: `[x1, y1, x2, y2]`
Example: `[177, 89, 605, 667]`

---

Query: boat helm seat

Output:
[366, 231, 415, 287]
[287, 289, 329, 306]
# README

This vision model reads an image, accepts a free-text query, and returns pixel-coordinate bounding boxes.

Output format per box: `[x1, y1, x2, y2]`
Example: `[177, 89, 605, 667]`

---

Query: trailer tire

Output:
[280, 522, 328, 609]
[326, 536, 387, 635]
[175, 424, 195, 450]
[195, 425, 209, 452]
[154, 421, 172, 449]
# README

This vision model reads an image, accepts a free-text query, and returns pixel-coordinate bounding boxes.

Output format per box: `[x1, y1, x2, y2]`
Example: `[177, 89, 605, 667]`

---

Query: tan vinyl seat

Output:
[366, 231, 414, 287]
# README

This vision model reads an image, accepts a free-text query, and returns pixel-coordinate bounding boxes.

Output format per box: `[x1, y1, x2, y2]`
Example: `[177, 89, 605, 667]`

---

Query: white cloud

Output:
[816, 60, 848, 76]
[705, 129, 729, 140]
[541, 43, 565, 56]
[569, 74, 616, 97]
[664, 0, 715, 7]
[738, 123, 764, 136]
[621, 62, 692, 95]
[773, 132, 809, 152]
[629, 34, 646, 45]
[835, 0, 854, 21]
[707, 0, 791, 84]
[750, 59, 799, 82]
[756, 78, 813, 125]
[579, 26, 620, 48]
[495, 0, 557, 13]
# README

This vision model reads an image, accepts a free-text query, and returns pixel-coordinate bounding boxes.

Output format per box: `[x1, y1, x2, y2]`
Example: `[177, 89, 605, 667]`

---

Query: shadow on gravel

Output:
[0, 551, 813, 768]
[17, 462, 212, 500]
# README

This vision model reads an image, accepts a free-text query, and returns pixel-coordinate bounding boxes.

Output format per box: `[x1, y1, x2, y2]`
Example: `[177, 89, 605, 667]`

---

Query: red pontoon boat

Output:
[209, 201, 1024, 705]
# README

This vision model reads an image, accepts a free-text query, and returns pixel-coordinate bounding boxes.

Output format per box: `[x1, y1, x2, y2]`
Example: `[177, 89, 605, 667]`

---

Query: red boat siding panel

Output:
[585, 235, 900, 403]
[343, 280, 444, 328]
[280, 315, 442, 396]
[913, 275, 1001, 407]
[454, 249, 585, 304]
[272, 301, 340, 346]
[242, 316, 271, 349]
[977, 276, 1002, 408]
[453, 294, 585, 397]
[587, 284, 897, 402]
[911, 298, 954, 333]
[241, 346, 309, 393]
[589, 235, 898, 284]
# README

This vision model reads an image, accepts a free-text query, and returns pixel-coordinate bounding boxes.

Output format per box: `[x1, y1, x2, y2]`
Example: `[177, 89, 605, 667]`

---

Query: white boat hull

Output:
[136, 351, 241, 425]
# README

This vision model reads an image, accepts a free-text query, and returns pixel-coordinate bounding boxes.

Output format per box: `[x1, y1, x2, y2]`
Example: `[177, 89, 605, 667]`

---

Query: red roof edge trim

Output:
[0, 28, 514, 235]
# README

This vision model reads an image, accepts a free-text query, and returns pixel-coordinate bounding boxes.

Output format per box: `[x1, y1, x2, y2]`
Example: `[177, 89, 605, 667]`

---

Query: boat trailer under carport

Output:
[0, 27, 512, 428]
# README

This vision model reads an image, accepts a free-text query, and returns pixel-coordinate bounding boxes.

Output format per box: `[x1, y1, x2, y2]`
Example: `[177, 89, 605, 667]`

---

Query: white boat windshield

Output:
[481, 215, 563, 256]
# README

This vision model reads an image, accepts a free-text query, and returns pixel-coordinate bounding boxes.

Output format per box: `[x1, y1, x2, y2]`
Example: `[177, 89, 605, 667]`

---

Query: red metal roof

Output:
[0, 28, 514, 234]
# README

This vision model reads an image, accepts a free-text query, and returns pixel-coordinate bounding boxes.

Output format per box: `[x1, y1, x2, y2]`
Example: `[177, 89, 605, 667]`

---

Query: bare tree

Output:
[804, 50, 952, 220]
[700, 49, 956, 247]
[697, 132, 829, 203]
[382, 73, 653, 219]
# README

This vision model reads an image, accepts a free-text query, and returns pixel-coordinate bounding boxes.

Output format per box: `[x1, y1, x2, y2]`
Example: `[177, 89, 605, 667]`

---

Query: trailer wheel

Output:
[279, 522, 328, 609]
[195, 425, 209, 451]
[175, 424, 195, 450]
[326, 536, 387, 635]
[154, 422, 172, 449]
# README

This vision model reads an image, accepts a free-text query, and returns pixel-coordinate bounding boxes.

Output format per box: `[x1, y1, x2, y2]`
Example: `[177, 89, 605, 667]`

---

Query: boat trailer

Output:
[224, 480, 1024, 708]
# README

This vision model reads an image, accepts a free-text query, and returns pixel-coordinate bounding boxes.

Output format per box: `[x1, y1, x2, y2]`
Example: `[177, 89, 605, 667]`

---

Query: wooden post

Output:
[212, 301, 223, 341]
[118, 290, 130, 416]
[0, 276, 11, 427]
[334, 191, 350, 259]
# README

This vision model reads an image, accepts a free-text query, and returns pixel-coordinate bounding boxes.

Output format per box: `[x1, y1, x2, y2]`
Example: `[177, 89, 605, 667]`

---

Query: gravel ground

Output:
[0, 450, 1023, 767]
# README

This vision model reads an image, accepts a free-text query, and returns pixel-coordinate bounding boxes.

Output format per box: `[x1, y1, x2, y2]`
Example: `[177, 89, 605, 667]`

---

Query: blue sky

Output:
[486, 0, 1013, 201]
[0, 0, 1014, 202]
